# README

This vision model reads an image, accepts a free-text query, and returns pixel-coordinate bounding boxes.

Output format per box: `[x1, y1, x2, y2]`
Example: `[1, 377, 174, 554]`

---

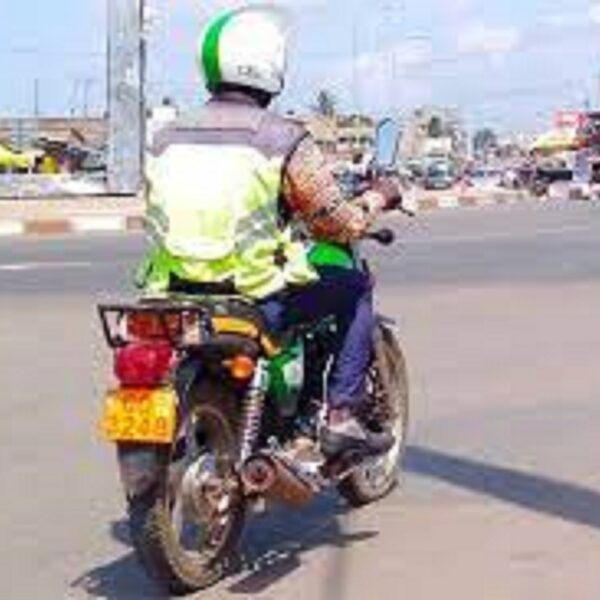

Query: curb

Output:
[405, 190, 533, 213]
[0, 190, 537, 238]
[0, 215, 145, 237]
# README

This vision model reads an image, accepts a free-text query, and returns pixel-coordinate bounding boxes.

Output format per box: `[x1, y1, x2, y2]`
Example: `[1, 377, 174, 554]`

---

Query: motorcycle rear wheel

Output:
[337, 323, 409, 506]
[125, 385, 245, 596]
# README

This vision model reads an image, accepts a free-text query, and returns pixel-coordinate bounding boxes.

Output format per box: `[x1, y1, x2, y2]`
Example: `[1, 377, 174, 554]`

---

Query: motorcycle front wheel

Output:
[123, 383, 245, 596]
[337, 323, 410, 506]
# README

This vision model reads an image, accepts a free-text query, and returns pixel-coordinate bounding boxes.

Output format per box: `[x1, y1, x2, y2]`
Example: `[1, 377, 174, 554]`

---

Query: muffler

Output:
[241, 453, 314, 506]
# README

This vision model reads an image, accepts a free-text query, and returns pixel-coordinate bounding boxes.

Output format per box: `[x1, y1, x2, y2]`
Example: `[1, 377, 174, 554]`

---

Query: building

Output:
[147, 99, 179, 145]
[0, 118, 107, 151]
[335, 114, 376, 162]
[399, 107, 467, 164]
[294, 113, 376, 165]
[295, 114, 338, 156]
[0, 118, 108, 175]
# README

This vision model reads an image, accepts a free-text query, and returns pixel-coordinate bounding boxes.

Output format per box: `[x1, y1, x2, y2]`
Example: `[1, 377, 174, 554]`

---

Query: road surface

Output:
[1, 201, 599, 599]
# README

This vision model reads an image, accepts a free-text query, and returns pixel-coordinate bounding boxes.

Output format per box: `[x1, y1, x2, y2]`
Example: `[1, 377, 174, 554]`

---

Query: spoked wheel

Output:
[126, 388, 245, 596]
[337, 323, 409, 506]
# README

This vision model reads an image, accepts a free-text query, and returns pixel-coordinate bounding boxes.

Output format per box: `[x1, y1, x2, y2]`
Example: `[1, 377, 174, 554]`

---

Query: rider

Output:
[138, 6, 401, 457]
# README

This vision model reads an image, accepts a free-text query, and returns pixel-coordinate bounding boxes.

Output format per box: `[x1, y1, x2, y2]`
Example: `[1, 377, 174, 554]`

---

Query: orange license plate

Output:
[100, 388, 177, 444]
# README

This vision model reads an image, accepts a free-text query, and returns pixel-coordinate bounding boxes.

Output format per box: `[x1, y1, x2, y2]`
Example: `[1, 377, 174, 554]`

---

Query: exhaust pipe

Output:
[241, 453, 314, 506]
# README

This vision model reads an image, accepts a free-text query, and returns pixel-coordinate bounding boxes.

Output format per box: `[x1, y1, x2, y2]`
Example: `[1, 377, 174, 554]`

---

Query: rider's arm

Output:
[283, 136, 386, 244]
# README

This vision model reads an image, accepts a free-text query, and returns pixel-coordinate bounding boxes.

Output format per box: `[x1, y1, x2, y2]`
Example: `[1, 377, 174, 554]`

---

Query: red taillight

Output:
[126, 312, 180, 341]
[114, 341, 174, 387]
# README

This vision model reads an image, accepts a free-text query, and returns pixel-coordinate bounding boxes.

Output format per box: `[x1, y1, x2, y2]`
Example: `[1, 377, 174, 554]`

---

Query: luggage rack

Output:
[98, 295, 270, 351]
[97, 299, 214, 350]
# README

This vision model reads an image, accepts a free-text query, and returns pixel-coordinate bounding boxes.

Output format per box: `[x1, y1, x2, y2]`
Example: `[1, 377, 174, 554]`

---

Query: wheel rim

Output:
[356, 358, 407, 493]
[167, 408, 240, 561]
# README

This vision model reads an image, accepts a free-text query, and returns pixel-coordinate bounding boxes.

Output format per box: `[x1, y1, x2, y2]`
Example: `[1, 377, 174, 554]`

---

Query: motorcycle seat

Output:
[152, 292, 283, 357]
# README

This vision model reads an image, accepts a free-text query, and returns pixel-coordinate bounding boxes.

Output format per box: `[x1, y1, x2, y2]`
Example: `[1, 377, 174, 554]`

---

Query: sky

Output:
[1, 0, 600, 134]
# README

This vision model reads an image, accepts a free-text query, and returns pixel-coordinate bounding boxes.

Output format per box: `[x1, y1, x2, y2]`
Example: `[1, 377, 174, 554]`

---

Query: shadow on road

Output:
[228, 494, 377, 598]
[70, 518, 167, 600]
[70, 547, 167, 600]
[71, 493, 377, 599]
[110, 518, 133, 547]
[405, 445, 600, 529]
[70, 447, 600, 598]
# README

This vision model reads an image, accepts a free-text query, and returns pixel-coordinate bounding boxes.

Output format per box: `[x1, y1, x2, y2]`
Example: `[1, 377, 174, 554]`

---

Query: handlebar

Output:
[397, 204, 416, 218]
[337, 173, 415, 217]
[366, 228, 396, 246]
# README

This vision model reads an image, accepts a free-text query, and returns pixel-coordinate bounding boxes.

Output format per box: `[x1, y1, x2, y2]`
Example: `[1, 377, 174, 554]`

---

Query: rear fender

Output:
[117, 443, 169, 499]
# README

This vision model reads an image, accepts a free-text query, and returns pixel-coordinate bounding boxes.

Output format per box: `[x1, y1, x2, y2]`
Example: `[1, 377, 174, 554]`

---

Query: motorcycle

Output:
[97, 120, 410, 595]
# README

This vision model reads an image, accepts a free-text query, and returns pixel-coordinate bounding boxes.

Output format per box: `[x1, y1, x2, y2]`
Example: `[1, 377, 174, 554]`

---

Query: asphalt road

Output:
[1, 201, 600, 599]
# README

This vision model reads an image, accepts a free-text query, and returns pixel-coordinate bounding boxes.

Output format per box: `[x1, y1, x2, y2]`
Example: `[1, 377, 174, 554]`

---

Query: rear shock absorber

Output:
[239, 359, 270, 463]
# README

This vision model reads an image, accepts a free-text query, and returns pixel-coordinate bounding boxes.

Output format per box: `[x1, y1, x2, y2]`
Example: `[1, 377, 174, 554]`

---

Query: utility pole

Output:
[33, 78, 40, 118]
[32, 78, 41, 148]
[379, 1, 407, 112]
[107, 0, 145, 194]
[352, 15, 359, 112]
[82, 78, 95, 118]
[69, 79, 79, 116]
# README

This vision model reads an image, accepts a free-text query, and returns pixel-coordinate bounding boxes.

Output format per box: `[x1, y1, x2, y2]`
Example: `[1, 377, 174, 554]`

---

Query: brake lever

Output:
[366, 228, 395, 246]
[398, 204, 416, 218]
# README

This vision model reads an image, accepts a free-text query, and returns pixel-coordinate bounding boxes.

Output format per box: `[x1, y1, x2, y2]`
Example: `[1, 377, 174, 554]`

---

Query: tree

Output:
[473, 128, 498, 155]
[311, 90, 338, 118]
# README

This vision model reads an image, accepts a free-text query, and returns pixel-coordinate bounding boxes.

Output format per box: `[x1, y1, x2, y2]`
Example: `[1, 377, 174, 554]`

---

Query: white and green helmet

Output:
[198, 6, 289, 96]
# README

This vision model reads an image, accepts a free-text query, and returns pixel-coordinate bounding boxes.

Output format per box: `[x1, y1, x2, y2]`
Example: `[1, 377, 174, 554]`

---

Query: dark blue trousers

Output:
[261, 267, 374, 410]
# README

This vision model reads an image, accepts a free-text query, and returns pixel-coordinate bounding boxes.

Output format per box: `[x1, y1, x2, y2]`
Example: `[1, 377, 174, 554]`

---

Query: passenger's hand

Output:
[371, 176, 403, 211]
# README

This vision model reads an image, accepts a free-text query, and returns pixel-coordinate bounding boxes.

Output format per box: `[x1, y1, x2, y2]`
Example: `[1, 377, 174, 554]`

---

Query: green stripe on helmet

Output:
[201, 11, 235, 88]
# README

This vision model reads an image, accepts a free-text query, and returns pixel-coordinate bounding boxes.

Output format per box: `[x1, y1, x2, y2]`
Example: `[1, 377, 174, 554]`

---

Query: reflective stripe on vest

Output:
[141, 142, 317, 298]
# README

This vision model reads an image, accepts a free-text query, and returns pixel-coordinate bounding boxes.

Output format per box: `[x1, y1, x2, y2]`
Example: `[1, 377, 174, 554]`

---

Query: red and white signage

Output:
[554, 111, 585, 130]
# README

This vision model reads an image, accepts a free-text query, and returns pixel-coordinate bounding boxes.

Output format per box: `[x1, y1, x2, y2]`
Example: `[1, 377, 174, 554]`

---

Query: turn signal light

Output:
[225, 355, 256, 381]
[114, 341, 174, 387]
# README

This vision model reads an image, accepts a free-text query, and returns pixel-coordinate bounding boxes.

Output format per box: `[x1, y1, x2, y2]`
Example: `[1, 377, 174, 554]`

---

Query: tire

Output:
[337, 323, 410, 507]
[124, 383, 246, 596]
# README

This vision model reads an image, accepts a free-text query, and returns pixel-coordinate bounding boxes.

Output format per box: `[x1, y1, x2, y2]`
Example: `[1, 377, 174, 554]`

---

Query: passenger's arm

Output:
[283, 137, 387, 244]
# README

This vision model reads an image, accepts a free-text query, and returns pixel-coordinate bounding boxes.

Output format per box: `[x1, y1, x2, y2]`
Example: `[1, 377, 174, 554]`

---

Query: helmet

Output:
[198, 6, 289, 97]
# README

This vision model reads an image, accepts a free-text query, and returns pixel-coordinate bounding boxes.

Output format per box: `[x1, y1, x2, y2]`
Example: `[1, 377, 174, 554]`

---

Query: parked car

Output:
[500, 168, 520, 189]
[78, 146, 107, 173]
[528, 165, 573, 197]
[467, 167, 503, 190]
[423, 161, 455, 190]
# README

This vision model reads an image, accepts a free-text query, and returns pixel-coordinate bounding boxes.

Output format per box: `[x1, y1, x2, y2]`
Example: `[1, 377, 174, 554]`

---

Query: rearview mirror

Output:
[373, 119, 401, 170]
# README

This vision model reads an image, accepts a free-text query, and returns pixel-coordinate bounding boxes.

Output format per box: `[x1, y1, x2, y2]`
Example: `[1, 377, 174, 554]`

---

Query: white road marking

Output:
[437, 195, 459, 209]
[0, 261, 92, 272]
[0, 221, 25, 236]
[71, 216, 126, 232]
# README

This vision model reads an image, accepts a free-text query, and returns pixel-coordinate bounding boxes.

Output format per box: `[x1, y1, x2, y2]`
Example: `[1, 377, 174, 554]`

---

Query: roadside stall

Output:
[527, 128, 581, 196]
[530, 128, 579, 156]
[0, 143, 33, 173]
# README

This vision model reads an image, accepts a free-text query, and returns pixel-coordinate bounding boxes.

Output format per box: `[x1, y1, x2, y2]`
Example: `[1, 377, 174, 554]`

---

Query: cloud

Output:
[539, 12, 583, 28]
[355, 39, 433, 74]
[180, 0, 325, 13]
[316, 40, 434, 112]
[436, 0, 476, 14]
[540, 4, 600, 28]
[457, 21, 521, 56]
